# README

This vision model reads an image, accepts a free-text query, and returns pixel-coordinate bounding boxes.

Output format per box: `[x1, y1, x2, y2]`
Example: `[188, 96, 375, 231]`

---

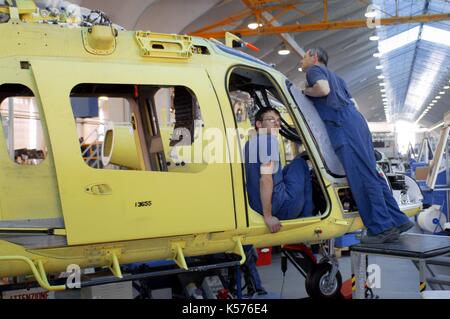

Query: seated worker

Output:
[244, 107, 314, 233]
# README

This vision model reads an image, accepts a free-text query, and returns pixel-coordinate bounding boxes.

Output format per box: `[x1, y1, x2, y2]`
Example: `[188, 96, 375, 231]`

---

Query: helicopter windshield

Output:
[286, 80, 345, 177]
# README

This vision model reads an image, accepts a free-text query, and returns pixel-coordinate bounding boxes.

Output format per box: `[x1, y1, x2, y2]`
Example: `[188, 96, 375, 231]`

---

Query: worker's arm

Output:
[304, 80, 330, 97]
[260, 162, 281, 233]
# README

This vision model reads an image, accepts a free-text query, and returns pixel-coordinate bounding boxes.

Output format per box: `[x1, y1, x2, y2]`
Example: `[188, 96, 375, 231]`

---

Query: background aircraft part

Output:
[417, 205, 447, 233]
[102, 124, 142, 170]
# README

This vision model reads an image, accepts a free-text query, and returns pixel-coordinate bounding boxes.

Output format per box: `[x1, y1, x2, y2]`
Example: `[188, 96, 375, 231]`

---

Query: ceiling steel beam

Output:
[261, 11, 306, 57]
[191, 9, 253, 34]
[239, 0, 306, 58]
[190, 13, 450, 38]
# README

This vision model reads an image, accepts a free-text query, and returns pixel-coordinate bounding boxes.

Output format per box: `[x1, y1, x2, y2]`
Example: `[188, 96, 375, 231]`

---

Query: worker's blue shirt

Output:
[306, 65, 354, 117]
[244, 134, 284, 216]
[244, 133, 313, 219]
[306, 64, 357, 150]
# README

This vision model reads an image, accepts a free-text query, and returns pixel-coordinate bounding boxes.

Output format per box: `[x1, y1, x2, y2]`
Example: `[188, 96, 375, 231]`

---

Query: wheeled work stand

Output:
[350, 233, 450, 299]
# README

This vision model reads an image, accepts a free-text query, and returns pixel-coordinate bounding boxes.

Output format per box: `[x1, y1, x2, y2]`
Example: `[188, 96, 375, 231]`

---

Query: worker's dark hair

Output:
[308, 47, 328, 66]
[254, 107, 281, 129]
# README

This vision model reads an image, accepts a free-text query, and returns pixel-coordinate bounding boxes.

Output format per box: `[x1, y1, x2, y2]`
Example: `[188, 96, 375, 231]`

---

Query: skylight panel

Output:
[421, 26, 450, 46]
[378, 26, 420, 54]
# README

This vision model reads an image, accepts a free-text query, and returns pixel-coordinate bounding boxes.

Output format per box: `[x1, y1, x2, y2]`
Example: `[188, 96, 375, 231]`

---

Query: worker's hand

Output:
[300, 81, 308, 94]
[264, 215, 281, 233]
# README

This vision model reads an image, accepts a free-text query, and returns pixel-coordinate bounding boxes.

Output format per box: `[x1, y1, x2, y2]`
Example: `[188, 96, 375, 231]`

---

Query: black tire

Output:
[305, 263, 342, 299]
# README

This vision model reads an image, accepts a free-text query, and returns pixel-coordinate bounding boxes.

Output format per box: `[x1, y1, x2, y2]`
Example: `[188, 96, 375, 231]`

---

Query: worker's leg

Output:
[278, 156, 314, 218]
[336, 145, 396, 235]
[243, 246, 266, 295]
[377, 174, 411, 226]
[349, 109, 410, 228]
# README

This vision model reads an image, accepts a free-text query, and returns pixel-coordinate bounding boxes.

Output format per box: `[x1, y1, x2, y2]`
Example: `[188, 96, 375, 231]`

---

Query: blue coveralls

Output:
[244, 133, 314, 220]
[306, 65, 410, 235]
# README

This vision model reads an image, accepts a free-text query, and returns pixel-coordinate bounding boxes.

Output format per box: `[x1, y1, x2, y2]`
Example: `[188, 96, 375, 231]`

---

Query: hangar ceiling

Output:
[74, 0, 450, 128]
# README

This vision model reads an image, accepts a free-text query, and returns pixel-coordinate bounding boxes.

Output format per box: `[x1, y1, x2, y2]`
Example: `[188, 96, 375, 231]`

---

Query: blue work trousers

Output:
[328, 107, 410, 235]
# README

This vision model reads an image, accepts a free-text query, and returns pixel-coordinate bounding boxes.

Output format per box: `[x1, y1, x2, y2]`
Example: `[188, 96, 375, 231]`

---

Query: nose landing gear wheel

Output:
[305, 263, 342, 299]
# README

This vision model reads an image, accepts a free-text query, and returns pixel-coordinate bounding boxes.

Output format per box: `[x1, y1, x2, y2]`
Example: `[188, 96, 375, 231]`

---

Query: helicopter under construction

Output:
[0, 0, 423, 297]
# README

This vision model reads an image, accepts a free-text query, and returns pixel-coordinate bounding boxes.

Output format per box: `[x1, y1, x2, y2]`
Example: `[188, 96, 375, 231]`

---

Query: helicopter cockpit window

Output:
[70, 84, 204, 173]
[0, 84, 47, 165]
[228, 68, 305, 163]
[227, 68, 327, 217]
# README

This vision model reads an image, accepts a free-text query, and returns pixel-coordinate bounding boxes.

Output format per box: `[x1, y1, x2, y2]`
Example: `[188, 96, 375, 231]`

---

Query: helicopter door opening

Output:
[30, 59, 236, 245]
[227, 67, 328, 227]
[0, 84, 62, 226]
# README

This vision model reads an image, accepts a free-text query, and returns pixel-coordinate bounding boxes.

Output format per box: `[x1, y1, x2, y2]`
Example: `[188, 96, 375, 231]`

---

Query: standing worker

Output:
[301, 47, 413, 244]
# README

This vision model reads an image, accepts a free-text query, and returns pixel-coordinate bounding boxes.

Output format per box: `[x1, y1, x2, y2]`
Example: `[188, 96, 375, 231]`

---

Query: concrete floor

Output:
[255, 228, 450, 299]
[255, 251, 425, 299]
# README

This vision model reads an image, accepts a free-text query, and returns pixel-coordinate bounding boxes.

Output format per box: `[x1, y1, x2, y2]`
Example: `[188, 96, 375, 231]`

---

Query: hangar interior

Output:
[0, 0, 449, 300]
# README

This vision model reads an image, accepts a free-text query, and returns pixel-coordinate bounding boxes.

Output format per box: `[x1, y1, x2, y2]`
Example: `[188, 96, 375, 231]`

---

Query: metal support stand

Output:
[350, 251, 367, 299]
[350, 233, 450, 299]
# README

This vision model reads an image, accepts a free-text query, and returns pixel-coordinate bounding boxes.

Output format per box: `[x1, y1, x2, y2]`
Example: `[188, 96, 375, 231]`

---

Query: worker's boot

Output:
[360, 228, 399, 245]
[396, 220, 415, 234]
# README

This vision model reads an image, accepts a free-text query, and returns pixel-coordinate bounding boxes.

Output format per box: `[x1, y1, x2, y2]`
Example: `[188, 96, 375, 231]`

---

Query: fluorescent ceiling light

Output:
[445, 86, 449, 89]
[376, 65, 383, 69]
[432, 100, 437, 103]
[248, 22, 259, 30]
[380, 89, 386, 93]
[298, 67, 303, 72]
[439, 91, 445, 94]
[379, 83, 386, 86]
[429, 103, 434, 106]
[365, 11, 377, 18]
[436, 96, 441, 99]
[373, 52, 382, 58]
[421, 26, 450, 46]
[378, 75, 385, 79]
[370, 35, 380, 41]
[278, 49, 290, 55]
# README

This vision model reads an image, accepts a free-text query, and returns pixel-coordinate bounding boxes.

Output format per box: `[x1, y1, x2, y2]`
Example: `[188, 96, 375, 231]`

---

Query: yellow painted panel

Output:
[31, 59, 236, 245]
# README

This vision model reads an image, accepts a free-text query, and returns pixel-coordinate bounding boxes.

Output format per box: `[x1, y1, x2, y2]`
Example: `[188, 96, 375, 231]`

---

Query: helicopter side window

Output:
[0, 84, 47, 165]
[70, 84, 204, 173]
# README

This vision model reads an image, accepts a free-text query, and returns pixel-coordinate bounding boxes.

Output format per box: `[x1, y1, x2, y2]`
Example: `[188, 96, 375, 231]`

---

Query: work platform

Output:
[350, 233, 450, 299]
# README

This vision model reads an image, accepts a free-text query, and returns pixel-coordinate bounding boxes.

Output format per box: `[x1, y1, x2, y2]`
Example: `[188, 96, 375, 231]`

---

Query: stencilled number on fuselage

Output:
[135, 201, 152, 208]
